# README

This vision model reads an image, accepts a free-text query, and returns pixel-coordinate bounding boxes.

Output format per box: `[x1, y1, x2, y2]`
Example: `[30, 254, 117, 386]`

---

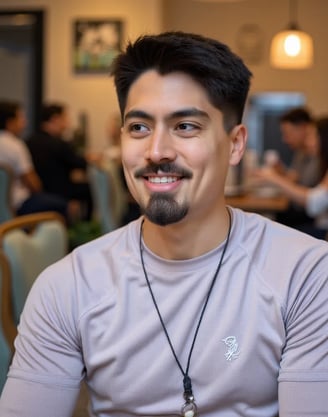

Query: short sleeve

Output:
[11, 140, 34, 176]
[278, 254, 328, 415]
[306, 186, 328, 217]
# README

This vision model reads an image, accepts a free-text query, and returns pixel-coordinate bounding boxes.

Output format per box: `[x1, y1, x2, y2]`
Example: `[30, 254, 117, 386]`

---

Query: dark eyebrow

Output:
[124, 110, 153, 123]
[169, 108, 209, 120]
[124, 107, 209, 123]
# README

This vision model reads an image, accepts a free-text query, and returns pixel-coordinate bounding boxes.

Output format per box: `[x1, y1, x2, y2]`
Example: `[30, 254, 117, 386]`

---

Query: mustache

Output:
[134, 162, 193, 179]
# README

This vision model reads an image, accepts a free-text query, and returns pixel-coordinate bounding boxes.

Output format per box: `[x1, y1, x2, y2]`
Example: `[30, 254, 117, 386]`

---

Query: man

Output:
[274, 107, 321, 228]
[0, 32, 327, 417]
[0, 100, 68, 220]
[280, 107, 320, 187]
[27, 103, 93, 220]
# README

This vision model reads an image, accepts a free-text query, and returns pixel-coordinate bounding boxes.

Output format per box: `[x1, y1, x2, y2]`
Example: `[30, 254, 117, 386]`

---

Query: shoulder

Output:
[28, 218, 143, 319]
[0, 132, 31, 165]
[0, 131, 24, 149]
[229, 207, 328, 295]
[230, 206, 327, 253]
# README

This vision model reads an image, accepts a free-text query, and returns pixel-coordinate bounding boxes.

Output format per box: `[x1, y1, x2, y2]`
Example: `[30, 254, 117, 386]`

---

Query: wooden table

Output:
[225, 192, 289, 214]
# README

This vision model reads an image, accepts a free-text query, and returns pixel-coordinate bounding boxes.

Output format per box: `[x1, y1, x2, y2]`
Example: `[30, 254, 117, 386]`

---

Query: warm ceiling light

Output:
[270, 0, 313, 69]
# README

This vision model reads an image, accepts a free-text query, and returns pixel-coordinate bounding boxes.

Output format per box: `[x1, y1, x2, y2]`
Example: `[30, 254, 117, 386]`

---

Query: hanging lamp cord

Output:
[289, 0, 299, 29]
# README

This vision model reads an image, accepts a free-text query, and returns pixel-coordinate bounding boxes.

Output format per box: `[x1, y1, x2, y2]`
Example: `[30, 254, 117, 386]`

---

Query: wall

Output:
[0, 0, 162, 150]
[163, 0, 328, 117]
[1, 0, 328, 150]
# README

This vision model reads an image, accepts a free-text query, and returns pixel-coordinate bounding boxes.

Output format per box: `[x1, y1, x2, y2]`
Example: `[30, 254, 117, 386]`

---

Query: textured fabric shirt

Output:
[1, 208, 328, 417]
[0, 130, 32, 208]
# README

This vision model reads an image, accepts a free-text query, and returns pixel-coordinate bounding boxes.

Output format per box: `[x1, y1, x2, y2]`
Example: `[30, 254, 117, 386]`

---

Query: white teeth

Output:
[149, 176, 178, 184]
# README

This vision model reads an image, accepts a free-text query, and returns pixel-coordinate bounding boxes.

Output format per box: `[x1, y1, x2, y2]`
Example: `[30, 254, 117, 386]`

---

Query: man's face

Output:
[121, 70, 246, 226]
[52, 111, 70, 136]
[280, 121, 308, 150]
[8, 108, 26, 136]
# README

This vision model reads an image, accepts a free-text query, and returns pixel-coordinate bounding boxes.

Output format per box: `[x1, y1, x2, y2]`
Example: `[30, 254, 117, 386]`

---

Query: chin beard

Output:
[142, 193, 188, 226]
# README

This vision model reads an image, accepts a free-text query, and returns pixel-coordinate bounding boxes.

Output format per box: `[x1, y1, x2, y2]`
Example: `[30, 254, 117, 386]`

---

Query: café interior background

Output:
[0, 0, 327, 154]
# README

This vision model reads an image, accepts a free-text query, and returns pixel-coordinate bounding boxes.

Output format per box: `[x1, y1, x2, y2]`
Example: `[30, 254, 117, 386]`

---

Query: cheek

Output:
[121, 140, 140, 169]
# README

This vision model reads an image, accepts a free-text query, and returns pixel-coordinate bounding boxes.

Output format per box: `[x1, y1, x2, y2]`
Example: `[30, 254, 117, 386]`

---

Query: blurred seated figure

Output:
[279, 107, 320, 186]
[255, 116, 328, 239]
[271, 107, 321, 228]
[27, 103, 94, 221]
[103, 112, 122, 163]
[0, 100, 70, 222]
[100, 112, 140, 225]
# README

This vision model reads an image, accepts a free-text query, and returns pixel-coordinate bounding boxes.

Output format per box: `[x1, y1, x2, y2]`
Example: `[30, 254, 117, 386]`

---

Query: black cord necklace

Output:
[139, 209, 232, 417]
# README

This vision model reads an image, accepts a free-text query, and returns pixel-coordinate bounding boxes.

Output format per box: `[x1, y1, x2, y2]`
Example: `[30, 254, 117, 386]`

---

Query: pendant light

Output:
[270, 0, 313, 69]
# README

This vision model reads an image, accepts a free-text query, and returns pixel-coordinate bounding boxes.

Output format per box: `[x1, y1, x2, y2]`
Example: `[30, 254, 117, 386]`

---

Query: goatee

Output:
[142, 193, 188, 226]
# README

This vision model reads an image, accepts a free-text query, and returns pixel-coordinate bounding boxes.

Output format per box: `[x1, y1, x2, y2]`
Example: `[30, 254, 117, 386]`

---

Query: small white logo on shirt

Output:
[222, 336, 240, 361]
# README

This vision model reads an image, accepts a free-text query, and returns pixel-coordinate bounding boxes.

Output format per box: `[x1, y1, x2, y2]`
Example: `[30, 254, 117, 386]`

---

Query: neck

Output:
[142, 206, 231, 260]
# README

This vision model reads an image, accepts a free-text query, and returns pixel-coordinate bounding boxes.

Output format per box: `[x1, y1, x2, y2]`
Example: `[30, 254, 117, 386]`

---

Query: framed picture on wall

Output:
[73, 19, 123, 74]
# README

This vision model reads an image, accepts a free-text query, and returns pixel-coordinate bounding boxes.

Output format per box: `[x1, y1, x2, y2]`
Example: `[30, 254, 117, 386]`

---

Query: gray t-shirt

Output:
[1, 208, 328, 417]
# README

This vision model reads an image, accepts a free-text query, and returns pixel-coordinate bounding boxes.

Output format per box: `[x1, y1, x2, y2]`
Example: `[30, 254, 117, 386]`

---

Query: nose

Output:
[145, 128, 177, 163]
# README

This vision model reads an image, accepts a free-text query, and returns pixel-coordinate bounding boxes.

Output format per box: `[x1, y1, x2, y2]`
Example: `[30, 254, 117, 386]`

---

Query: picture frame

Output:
[73, 19, 123, 74]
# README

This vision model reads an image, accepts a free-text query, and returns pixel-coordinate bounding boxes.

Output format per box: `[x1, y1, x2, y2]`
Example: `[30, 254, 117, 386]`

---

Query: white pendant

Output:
[181, 400, 197, 417]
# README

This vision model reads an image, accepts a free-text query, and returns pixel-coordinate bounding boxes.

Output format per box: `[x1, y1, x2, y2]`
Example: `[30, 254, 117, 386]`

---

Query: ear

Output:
[228, 124, 248, 166]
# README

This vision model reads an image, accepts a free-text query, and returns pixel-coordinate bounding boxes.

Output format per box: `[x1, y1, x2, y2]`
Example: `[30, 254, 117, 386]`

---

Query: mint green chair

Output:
[0, 212, 68, 326]
[88, 163, 127, 234]
[0, 163, 14, 224]
[0, 250, 15, 394]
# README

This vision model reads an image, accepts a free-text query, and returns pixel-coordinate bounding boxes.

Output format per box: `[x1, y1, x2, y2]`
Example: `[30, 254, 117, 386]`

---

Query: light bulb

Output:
[284, 34, 301, 56]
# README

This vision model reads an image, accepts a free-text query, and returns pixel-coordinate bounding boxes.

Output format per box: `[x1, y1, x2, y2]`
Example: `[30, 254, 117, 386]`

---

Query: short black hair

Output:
[0, 100, 21, 130]
[280, 107, 313, 125]
[41, 103, 65, 123]
[111, 31, 252, 132]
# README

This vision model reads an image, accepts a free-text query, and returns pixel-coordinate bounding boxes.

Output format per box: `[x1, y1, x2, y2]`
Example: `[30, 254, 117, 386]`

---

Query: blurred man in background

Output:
[27, 103, 94, 221]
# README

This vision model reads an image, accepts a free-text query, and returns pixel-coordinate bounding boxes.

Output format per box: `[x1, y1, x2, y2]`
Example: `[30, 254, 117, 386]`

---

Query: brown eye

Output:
[176, 122, 200, 137]
[127, 123, 149, 137]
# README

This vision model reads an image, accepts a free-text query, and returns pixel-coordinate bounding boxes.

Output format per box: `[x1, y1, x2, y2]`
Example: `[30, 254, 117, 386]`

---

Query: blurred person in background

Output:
[255, 116, 328, 239]
[27, 103, 94, 221]
[279, 107, 320, 186]
[270, 107, 321, 228]
[101, 111, 141, 224]
[0, 100, 69, 220]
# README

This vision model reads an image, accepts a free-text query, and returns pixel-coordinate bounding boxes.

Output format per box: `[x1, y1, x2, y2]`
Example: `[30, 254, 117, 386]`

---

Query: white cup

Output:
[263, 149, 279, 167]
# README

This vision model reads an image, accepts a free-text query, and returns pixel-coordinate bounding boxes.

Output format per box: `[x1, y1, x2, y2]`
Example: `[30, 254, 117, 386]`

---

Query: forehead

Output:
[124, 70, 213, 116]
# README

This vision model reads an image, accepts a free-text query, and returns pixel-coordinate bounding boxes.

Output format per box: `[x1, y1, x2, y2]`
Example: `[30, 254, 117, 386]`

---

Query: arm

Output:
[254, 166, 309, 206]
[0, 262, 84, 416]
[0, 379, 80, 417]
[20, 169, 43, 193]
[12, 139, 43, 193]
[279, 381, 328, 417]
[278, 251, 328, 416]
[306, 182, 328, 217]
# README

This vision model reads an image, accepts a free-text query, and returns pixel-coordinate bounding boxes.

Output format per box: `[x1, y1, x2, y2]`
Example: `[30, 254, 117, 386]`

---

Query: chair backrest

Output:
[0, 163, 15, 224]
[0, 212, 68, 325]
[0, 250, 14, 394]
[88, 163, 127, 234]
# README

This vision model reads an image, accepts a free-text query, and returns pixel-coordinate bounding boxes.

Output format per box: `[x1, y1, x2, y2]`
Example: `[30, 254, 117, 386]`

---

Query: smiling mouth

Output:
[147, 176, 179, 184]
